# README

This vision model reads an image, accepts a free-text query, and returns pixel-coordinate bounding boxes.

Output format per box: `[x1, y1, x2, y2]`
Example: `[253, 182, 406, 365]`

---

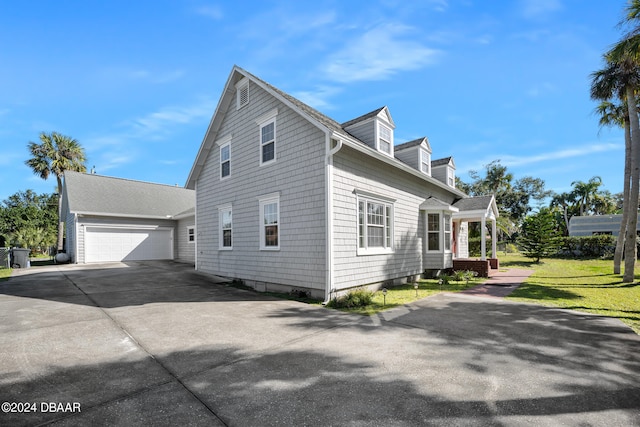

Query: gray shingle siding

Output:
[332, 145, 456, 289]
[177, 217, 195, 263]
[195, 80, 327, 290]
[394, 145, 419, 170]
[344, 120, 376, 150]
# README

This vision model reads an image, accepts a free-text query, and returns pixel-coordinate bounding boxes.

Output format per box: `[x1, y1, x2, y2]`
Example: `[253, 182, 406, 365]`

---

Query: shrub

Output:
[327, 289, 373, 308]
[561, 235, 616, 258]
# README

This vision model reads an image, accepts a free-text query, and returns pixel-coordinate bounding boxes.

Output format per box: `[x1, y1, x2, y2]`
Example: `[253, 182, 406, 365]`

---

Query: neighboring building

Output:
[186, 65, 498, 300]
[569, 214, 640, 237]
[61, 172, 195, 264]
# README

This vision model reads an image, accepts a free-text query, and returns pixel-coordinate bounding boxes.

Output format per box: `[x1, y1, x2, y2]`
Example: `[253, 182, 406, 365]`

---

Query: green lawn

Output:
[330, 278, 482, 315]
[0, 268, 11, 281]
[502, 254, 640, 333]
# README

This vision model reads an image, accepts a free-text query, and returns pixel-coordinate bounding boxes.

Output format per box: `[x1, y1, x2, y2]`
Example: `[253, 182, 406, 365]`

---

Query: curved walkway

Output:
[458, 268, 534, 298]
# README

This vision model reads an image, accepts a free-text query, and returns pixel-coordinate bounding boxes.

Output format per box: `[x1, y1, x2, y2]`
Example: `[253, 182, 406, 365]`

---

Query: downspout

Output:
[194, 180, 198, 271]
[324, 136, 343, 304]
[73, 213, 78, 264]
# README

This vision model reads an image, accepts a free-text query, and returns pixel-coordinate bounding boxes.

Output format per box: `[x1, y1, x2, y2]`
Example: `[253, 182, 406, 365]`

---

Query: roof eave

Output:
[332, 132, 466, 198]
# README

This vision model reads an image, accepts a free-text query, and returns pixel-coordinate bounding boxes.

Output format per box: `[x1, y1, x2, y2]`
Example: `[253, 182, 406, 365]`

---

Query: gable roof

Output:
[432, 156, 455, 168]
[453, 195, 499, 218]
[395, 137, 431, 152]
[186, 65, 467, 198]
[64, 171, 195, 219]
[341, 106, 395, 129]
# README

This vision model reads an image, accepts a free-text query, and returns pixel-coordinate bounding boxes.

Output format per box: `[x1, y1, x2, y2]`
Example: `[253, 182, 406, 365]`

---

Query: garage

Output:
[85, 227, 174, 263]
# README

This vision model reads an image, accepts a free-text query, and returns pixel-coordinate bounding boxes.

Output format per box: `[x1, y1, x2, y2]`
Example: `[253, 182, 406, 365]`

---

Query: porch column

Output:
[480, 216, 486, 260]
[491, 218, 497, 259]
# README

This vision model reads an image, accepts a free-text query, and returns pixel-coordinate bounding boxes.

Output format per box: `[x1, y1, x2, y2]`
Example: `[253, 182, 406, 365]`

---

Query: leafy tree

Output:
[0, 190, 58, 252]
[518, 208, 563, 263]
[25, 132, 86, 251]
[462, 160, 551, 240]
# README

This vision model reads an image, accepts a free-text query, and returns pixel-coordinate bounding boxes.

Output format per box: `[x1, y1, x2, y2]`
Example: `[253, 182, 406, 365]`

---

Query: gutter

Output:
[324, 135, 343, 304]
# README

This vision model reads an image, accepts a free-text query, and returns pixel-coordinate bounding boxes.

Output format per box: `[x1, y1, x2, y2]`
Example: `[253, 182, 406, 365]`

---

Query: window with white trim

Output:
[260, 121, 275, 163]
[444, 214, 452, 251]
[187, 226, 195, 243]
[420, 149, 431, 175]
[358, 196, 393, 253]
[378, 123, 392, 155]
[259, 195, 279, 250]
[236, 79, 249, 109]
[427, 213, 440, 251]
[447, 168, 455, 187]
[256, 109, 278, 165]
[219, 206, 232, 249]
[220, 142, 230, 178]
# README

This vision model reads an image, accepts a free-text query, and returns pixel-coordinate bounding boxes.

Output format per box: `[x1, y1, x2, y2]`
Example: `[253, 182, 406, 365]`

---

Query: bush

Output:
[327, 289, 373, 308]
[560, 235, 616, 258]
[453, 270, 478, 283]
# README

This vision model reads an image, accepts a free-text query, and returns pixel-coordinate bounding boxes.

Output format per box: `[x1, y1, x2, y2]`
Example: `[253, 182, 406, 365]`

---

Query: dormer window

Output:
[378, 123, 392, 155]
[420, 149, 431, 175]
[448, 168, 455, 187]
[236, 78, 249, 110]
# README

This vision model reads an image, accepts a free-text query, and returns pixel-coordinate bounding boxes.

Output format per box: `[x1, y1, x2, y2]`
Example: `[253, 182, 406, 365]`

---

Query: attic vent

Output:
[237, 80, 249, 110]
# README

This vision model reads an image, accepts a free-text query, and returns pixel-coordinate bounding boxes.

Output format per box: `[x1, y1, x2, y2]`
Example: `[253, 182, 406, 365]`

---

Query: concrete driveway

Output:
[1, 261, 639, 426]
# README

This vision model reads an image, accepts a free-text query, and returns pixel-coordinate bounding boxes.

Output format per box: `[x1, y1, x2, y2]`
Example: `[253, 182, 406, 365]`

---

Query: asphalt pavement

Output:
[1, 261, 639, 426]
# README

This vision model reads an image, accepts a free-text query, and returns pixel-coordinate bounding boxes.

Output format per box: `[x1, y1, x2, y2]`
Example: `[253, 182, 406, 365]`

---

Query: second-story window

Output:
[261, 120, 276, 164]
[420, 149, 431, 175]
[220, 143, 230, 178]
[378, 124, 392, 155]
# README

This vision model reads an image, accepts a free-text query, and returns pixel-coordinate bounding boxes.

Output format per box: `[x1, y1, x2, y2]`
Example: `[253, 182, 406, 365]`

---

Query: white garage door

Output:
[85, 227, 173, 262]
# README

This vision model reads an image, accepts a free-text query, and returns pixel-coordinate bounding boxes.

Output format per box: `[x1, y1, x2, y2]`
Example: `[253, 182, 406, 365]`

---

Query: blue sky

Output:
[0, 0, 627, 203]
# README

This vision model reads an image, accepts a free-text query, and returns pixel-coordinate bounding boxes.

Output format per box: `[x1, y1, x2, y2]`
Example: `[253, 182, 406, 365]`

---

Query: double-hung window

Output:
[420, 149, 431, 175]
[444, 214, 452, 251]
[357, 195, 394, 254]
[220, 143, 230, 178]
[256, 109, 278, 165]
[427, 213, 440, 251]
[216, 135, 232, 179]
[378, 124, 392, 155]
[187, 226, 195, 243]
[219, 205, 232, 250]
[259, 194, 280, 250]
[427, 213, 453, 252]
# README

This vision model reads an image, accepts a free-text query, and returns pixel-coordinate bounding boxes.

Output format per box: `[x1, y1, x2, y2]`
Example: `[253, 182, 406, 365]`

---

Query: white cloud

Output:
[520, 0, 562, 19]
[462, 143, 621, 173]
[324, 24, 440, 83]
[128, 98, 214, 138]
[195, 5, 223, 20]
[99, 67, 185, 85]
[527, 82, 555, 98]
[291, 86, 341, 110]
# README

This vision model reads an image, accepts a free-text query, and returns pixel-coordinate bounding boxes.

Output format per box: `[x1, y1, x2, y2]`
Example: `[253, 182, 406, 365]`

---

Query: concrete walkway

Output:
[458, 268, 534, 298]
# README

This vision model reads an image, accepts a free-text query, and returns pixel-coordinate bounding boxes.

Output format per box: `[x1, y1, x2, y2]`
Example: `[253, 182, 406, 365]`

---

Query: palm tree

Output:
[601, 0, 640, 281]
[595, 100, 631, 273]
[571, 176, 604, 216]
[25, 132, 86, 252]
[591, 51, 640, 282]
